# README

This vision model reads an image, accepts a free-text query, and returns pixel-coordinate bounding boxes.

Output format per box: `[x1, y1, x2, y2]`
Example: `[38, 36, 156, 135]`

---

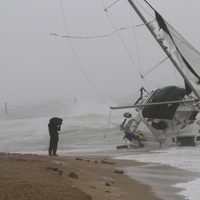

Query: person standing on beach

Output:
[48, 117, 63, 156]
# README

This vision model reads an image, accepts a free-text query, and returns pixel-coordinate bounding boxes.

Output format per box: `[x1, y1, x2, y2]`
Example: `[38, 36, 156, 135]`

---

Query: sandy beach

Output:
[0, 153, 162, 200]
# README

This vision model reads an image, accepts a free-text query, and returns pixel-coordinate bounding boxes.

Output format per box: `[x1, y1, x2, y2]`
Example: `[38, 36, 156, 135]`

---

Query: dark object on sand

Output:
[101, 160, 115, 165]
[116, 145, 128, 149]
[68, 172, 78, 179]
[114, 170, 124, 174]
[76, 157, 83, 161]
[47, 166, 58, 171]
[47, 166, 63, 175]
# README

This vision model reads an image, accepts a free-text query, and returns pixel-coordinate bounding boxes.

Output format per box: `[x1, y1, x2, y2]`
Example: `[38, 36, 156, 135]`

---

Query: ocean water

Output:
[116, 147, 200, 200]
[0, 101, 125, 154]
[0, 101, 200, 200]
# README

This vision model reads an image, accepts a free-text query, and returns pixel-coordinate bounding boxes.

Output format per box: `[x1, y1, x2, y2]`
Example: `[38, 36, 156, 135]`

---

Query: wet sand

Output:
[125, 162, 199, 200]
[0, 153, 161, 200]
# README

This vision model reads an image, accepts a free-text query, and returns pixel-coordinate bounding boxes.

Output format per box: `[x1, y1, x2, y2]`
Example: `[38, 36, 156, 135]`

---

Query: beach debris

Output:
[114, 170, 124, 174]
[103, 177, 114, 187]
[46, 166, 63, 176]
[101, 160, 115, 165]
[94, 160, 98, 164]
[105, 182, 111, 187]
[68, 171, 78, 179]
[116, 145, 128, 149]
[85, 159, 90, 162]
[57, 169, 63, 176]
[47, 166, 58, 171]
[76, 157, 83, 161]
[90, 186, 96, 189]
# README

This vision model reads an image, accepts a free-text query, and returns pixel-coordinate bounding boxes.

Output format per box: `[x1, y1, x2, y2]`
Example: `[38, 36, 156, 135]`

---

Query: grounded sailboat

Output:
[111, 0, 200, 148]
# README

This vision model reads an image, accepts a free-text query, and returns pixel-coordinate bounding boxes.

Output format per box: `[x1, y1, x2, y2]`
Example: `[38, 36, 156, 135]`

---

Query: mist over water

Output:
[0, 100, 125, 154]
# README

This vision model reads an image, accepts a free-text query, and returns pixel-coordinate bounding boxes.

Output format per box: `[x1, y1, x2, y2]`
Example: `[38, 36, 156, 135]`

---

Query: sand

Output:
[0, 153, 161, 200]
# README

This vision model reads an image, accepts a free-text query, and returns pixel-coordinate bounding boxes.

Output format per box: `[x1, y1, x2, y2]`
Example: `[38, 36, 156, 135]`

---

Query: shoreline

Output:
[0, 152, 198, 200]
[123, 162, 198, 200]
[0, 152, 161, 200]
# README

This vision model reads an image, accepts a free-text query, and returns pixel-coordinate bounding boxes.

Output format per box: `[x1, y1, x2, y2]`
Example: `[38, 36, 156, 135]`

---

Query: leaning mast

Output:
[127, 0, 200, 99]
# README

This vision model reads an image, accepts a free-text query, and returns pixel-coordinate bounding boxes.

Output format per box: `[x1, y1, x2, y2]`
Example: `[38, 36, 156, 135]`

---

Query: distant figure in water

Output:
[48, 117, 63, 156]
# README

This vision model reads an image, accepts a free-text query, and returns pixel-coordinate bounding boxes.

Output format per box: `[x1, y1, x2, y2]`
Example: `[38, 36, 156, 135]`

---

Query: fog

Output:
[0, 0, 199, 108]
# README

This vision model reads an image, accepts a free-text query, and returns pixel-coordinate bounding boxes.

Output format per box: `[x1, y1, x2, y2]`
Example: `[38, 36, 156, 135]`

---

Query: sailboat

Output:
[111, 0, 200, 148]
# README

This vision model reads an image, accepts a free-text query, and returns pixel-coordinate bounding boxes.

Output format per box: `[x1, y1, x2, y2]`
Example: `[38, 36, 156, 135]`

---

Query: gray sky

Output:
[0, 0, 199, 106]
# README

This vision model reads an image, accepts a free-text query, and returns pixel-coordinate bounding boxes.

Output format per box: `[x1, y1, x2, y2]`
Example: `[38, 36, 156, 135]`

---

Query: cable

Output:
[49, 26, 131, 39]
[142, 56, 169, 77]
[59, 0, 110, 107]
[129, 7, 143, 75]
[99, 0, 155, 93]
[104, 0, 121, 12]
[99, 0, 142, 77]
[103, 109, 113, 139]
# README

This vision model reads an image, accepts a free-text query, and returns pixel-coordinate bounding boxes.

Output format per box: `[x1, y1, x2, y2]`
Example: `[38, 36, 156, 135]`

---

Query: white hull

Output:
[128, 118, 200, 148]
[120, 88, 200, 148]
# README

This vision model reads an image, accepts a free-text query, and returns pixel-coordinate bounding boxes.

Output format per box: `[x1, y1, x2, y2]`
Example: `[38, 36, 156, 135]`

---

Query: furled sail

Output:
[142, 86, 186, 120]
[154, 11, 200, 87]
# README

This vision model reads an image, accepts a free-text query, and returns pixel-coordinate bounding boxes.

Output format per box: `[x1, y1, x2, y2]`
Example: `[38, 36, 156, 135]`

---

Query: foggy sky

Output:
[0, 0, 200, 107]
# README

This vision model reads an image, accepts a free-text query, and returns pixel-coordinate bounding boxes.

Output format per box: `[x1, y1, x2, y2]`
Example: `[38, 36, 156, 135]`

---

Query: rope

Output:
[103, 109, 113, 139]
[99, 0, 142, 77]
[139, 0, 180, 85]
[104, 0, 121, 12]
[99, 0, 155, 94]
[127, 1, 179, 89]
[128, 7, 150, 92]
[59, 0, 110, 107]
[99, 0, 161, 92]
[129, 8, 143, 75]
[142, 56, 169, 77]
[49, 26, 131, 39]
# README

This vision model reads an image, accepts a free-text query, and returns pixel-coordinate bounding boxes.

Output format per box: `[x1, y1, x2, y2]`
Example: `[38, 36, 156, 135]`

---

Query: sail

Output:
[155, 11, 200, 86]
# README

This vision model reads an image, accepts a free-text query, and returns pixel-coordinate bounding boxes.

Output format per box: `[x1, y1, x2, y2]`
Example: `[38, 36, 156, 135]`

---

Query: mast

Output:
[127, 0, 200, 99]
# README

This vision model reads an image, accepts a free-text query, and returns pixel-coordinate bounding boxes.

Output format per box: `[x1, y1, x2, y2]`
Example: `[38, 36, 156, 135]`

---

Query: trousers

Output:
[49, 136, 59, 156]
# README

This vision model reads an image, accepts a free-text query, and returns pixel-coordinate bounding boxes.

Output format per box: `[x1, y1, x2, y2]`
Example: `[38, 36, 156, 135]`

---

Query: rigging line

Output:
[59, 0, 110, 107]
[104, 109, 113, 139]
[129, 7, 143, 75]
[171, 65, 179, 86]
[142, 56, 169, 77]
[99, 0, 106, 9]
[104, 0, 121, 12]
[129, 7, 151, 92]
[143, 0, 155, 12]
[99, 0, 142, 76]
[140, 78, 150, 92]
[49, 26, 132, 39]
[108, 15, 142, 75]
[104, 11, 130, 27]
[100, 0, 151, 95]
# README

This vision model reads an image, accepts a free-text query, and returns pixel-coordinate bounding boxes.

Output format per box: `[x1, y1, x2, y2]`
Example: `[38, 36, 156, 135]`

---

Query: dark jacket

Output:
[48, 123, 60, 139]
